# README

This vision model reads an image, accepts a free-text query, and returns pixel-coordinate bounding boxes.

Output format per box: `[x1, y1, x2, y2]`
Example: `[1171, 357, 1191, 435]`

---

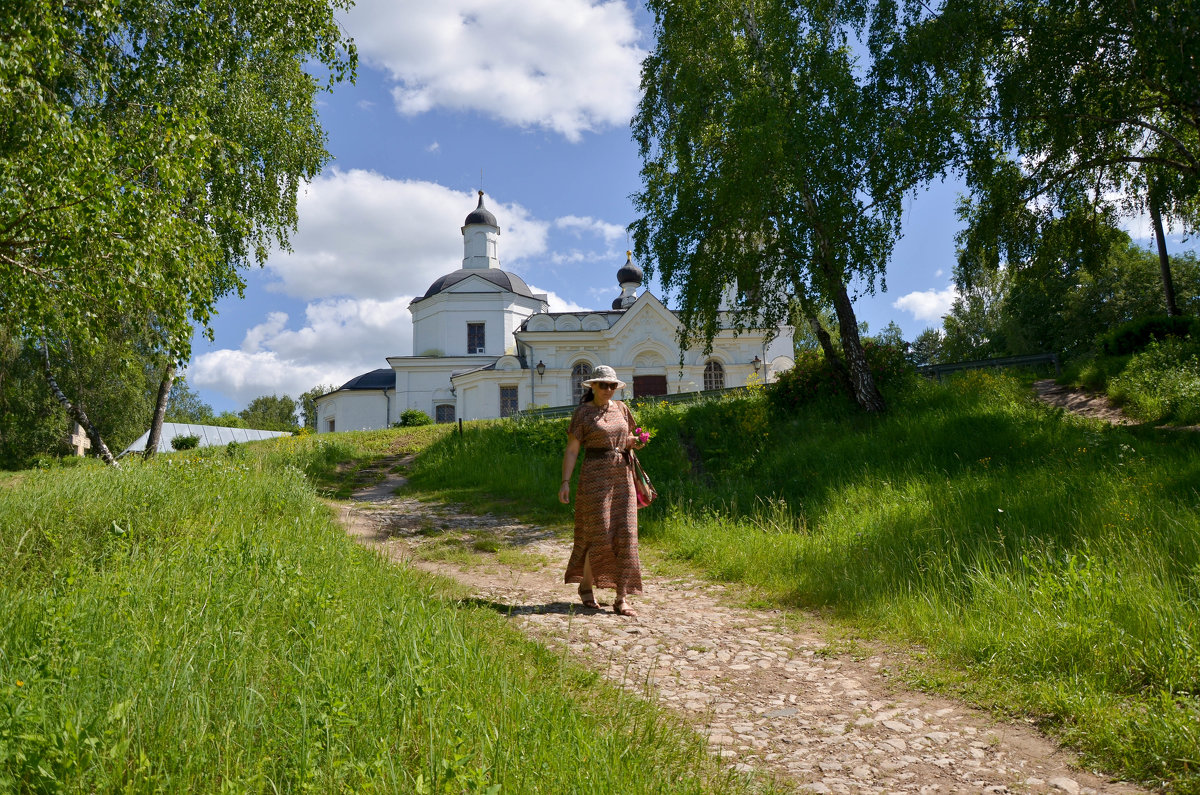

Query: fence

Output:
[515, 385, 749, 420]
[917, 352, 1061, 380]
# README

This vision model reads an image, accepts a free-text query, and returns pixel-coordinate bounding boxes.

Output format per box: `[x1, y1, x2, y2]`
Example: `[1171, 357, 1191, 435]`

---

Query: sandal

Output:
[613, 600, 638, 617]
[578, 588, 600, 610]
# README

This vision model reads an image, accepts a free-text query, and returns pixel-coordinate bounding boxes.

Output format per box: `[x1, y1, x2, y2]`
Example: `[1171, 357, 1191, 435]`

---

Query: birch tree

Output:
[633, 0, 957, 412]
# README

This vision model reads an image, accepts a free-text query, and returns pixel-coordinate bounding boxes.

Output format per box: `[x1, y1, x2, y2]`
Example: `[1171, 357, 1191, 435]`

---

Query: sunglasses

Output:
[594, 382, 619, 389]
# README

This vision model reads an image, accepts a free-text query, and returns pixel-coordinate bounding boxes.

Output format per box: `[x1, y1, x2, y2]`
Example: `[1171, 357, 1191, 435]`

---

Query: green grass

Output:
[405, 373, 1200, 792]
[0, 444, 771, 793]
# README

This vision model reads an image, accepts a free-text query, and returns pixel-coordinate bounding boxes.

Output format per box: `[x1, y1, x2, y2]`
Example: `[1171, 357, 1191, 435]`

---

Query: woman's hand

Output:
[558, 481, 571, 503]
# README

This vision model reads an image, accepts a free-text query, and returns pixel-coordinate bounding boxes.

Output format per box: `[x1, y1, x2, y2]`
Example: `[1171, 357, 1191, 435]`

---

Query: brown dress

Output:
[564, 400, 643, 595]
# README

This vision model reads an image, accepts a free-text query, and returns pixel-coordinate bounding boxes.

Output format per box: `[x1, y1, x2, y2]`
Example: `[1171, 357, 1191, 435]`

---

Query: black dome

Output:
[617, 251, 643, 285]
[464, 191, 498, 227]
[417, 269, 538, 302]
[338, 368, 394, 390]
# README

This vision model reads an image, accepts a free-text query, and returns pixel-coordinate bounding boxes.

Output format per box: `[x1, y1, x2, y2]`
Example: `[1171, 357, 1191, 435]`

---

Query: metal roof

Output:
[120, 423, 291, 456]
[337, 368, 395, 390]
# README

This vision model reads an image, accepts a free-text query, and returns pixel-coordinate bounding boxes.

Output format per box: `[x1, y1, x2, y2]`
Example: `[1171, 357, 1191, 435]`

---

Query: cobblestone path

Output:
[338, 483, 1145, 795]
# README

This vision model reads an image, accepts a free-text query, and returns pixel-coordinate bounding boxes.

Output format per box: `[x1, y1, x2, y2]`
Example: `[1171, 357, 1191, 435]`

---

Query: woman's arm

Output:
[559, 435, 581, 503]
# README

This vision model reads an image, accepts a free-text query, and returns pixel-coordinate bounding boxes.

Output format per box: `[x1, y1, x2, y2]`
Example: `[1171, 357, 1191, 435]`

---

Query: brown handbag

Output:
[628, 450, 657, 508]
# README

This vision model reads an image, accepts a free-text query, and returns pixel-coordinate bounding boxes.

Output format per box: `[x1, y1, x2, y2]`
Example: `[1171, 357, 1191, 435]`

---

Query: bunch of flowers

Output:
[632, 426, 651, 444]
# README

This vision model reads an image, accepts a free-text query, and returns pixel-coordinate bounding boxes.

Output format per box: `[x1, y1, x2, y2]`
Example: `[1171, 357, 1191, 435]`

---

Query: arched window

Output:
[435, 404, 455, 424]
[703, 360, 725, 391]
[571, 362, 592, 403]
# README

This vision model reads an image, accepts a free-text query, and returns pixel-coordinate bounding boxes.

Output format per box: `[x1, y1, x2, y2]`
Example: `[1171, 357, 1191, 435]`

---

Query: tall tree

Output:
[240, 395, 300, 433]
[0, 0, 356, 462]
[885, 0, 1200, 314]
[633, 0, 957, 412]
[299, 384, 335, 431]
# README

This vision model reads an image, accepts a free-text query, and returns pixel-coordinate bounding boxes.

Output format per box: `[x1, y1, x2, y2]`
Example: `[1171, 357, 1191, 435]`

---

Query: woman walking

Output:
[558, 365, 646, 616]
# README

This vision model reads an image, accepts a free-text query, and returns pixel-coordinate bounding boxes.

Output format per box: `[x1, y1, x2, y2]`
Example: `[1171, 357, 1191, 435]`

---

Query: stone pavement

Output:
[338, 486, 1146, 795]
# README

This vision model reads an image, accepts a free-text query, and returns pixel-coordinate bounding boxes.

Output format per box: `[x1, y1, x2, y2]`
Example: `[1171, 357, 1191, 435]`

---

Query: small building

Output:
[315, 192, 794, 431]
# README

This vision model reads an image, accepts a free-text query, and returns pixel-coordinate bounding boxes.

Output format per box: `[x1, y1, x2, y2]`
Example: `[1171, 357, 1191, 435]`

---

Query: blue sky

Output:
[186, 0, 1168, 414]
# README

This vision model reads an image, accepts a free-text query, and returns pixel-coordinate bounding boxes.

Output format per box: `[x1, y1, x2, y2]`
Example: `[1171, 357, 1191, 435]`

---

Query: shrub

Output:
[768, 342, 914, 411]
[171, 434, 200, 450]
[398, 409, 433, 427]
[1097, 314, 1197, 355]
[1108, 337, 1200, 423]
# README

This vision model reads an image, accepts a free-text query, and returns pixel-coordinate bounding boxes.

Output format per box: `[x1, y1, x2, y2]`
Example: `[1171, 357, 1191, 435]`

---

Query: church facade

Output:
[314, 193, 794, 432]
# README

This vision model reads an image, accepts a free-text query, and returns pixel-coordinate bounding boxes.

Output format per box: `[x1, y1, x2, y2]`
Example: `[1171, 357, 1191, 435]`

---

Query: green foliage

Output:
[0, 447, 756, 793]
[399, 409, 433, 427]
[768, 342, 915, 411]
[632, 0, 955, 411]
[163, 377, 214, 424]
[298, 384, 335, 430]
[1108, 338, 1200, 424]
[239, 394, 299, 432]
[1098, 314, 1198, 356]
[402, 378, 1200, 789]
[169, 435, 199, 451]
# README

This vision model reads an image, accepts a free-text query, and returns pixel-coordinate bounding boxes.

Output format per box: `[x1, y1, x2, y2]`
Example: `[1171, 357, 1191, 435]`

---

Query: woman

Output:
[558, 365, 647, 616]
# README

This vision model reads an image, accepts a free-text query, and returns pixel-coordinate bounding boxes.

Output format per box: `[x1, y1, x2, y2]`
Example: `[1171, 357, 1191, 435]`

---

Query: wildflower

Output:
[15, 681, 23, 687]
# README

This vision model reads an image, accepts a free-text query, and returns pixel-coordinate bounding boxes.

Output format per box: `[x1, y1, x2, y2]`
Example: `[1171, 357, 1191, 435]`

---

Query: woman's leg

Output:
[578, 552, 599, 608]
[613, 585, 637, 617]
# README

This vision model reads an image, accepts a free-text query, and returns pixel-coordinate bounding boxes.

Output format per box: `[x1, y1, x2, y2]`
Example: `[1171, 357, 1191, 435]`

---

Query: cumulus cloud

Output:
[267, 169, 549, 300]
[189, 296, 416, 404]
[346, 0, 645, 141]
[556, 214, 627, 243]
[893, 286, 960, 324]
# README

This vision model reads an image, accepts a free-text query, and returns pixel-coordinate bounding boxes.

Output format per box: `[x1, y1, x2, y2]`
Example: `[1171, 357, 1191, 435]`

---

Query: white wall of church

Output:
[317, 391, 392, 433]
[411, 287, 543, 357]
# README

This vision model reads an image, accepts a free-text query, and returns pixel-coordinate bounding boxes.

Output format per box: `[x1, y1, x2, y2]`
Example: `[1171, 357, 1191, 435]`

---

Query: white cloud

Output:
[426, 141, 440, 153]
[893, 286, 960, 323]
[267, 169, 549, 300]
[556, 214, 627, 243]
[528, 284, 589, 313]
[346, 0, 645, 141]
[189, 296, 416, 404]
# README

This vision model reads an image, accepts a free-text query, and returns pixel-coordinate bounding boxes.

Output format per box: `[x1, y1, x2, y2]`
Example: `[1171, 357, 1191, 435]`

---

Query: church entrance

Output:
[632, 375, 667, 398]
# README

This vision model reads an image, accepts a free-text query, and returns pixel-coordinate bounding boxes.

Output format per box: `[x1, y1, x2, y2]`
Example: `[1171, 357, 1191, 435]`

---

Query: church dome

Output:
[617, 250, 643, 285]
[416, 268, 538, 302]
[463, 191, 498, 227]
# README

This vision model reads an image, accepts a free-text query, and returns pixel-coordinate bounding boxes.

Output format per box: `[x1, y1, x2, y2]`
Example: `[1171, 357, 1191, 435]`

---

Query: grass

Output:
[404, 372, 1200, 792]
[0, 442, 773, 793]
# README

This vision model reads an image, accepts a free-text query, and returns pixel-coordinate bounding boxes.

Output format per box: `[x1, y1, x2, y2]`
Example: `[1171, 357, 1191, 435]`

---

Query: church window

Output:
[571, 362, 592, 402]
[326, 418, 335, 433]
[467, 323, 486, 354]
[435, 404, 456, 423]
[500, 385, 519, 417]
[703, 360, 725, 391]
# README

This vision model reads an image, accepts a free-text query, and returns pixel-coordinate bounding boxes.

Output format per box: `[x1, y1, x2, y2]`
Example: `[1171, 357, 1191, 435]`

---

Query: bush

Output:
[1097, 314, 1197, 355]
[170, 434, 200, 450]
[768, 341, 914, 411]
[1108, 337, 1200, 423]
[398, 409, 433, 427]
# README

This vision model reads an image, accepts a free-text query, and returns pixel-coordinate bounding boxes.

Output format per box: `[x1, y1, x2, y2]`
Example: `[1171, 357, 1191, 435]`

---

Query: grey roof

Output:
[415, 268, 539, 302]
[464, 191, 498, 227]
[337, 368, 394, 390]
[120, 423, 291, 456]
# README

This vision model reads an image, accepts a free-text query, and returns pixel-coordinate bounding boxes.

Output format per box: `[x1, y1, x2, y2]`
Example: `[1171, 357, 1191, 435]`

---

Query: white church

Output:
[314, 192, 795, 432]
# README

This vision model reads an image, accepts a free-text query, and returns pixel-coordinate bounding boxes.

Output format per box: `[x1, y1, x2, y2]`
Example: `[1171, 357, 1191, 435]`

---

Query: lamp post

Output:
[536, 360, 546, 380]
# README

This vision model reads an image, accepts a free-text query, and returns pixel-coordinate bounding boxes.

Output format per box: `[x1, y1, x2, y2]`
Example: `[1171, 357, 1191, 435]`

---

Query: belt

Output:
[584, 448, 625, 460]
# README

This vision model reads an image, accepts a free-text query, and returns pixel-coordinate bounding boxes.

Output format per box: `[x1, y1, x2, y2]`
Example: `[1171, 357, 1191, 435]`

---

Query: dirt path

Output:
[1031, 380, 1138, 425]
[336, 466, 1145, 795]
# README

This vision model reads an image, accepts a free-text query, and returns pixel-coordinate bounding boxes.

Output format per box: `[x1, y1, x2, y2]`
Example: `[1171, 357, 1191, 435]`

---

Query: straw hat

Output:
[580, 365, 627, 389]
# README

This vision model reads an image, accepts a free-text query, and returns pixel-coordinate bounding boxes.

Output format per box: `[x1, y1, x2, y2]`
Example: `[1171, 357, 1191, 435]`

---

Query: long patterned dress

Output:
[564, 400, 643, 595]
